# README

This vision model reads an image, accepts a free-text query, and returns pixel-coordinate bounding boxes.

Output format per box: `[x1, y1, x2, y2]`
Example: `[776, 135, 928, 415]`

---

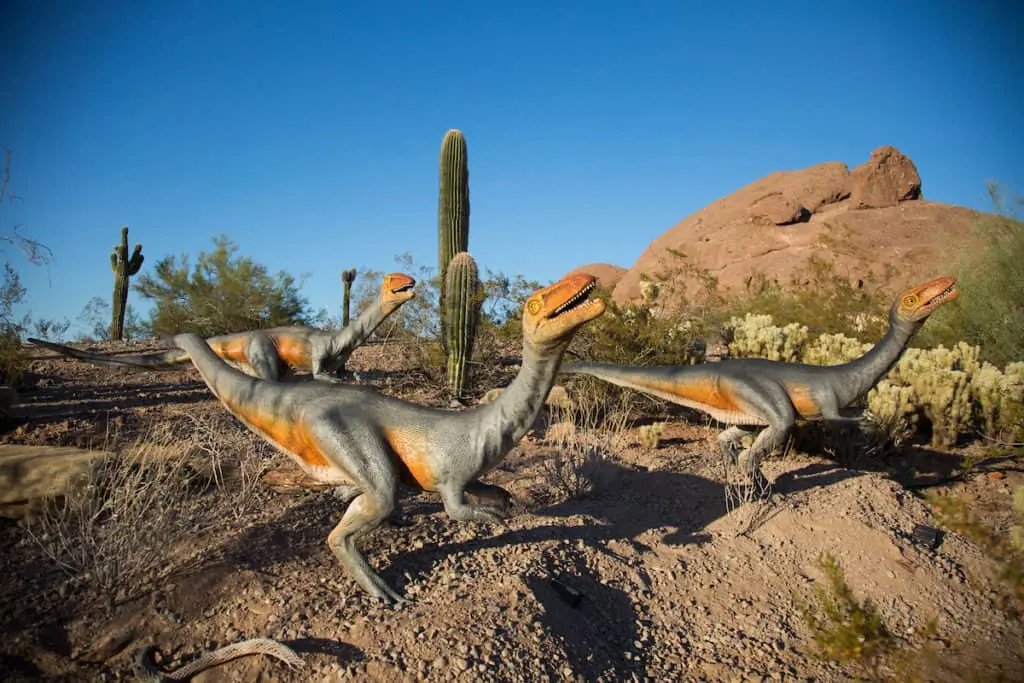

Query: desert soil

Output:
[1, 339, 1022, 682]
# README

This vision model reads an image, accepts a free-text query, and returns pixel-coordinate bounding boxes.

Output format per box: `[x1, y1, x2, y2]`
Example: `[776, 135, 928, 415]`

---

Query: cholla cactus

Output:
[639, 279, 660, 303]
[726, 314, 810, 362]
[866, 379, 919, 447]
[803, 333, 871, 366]
[911, 369, 972, 447]
[971, 361, 1024, 440]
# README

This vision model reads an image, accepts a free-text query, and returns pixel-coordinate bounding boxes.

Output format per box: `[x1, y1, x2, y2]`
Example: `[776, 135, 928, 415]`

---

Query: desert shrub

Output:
[729, 256, 891, 341]
[928, 486, 1024, 616]
[0, 263, 28, 384]
[542, 385, 632, 500]
[919, 182, 1024, 366]
[73, 296, 146, 342]
[134, 235, 312, 337]
[637, 422, 665, 450]
[24, 416, 278, 610]
[800, 552, 896, 668]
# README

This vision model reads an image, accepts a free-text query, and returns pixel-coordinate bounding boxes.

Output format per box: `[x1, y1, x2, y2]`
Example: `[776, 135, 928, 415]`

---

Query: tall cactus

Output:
[437, 129, 470, 350]
[109, 225, 144, 341]
[444, 252, 481, 400]
[341, 268, 358, 326]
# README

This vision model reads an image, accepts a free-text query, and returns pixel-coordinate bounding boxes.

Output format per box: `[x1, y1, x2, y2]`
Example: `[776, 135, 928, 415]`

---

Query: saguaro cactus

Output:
[437, 129, 470, 350]
[109, 225, 144, 341]
[444, 252, 481, 400]
[341, 268, 358, 326]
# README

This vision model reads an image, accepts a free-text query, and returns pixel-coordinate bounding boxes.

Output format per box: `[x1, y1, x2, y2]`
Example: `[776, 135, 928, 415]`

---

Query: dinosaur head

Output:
[522, 273, 606, 350]
[892, 275, 958, 324]
[381, 272, 417, 308]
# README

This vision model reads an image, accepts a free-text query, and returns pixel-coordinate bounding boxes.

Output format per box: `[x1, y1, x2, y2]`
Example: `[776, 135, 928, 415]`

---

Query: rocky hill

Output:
[589, 146, 990, 309]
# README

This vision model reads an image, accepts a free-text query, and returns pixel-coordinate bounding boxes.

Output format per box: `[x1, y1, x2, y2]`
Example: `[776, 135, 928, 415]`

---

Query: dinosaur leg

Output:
[335, 484, 415, 528]
[465, 481, 513, 514]
[439, 481, 509, 524]
[244, 335, 287, 381]
[326, 492, 403, 604]
[737, 424, 792, 490]
[716, 425, 752, 464]
[311, 355, 347, 383]
[314, 422, 403, 603]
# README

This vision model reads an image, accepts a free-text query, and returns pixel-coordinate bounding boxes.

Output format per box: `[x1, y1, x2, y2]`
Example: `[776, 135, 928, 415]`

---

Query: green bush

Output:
[133, 235, 312, 337]
[801, 552, 895, 667]
[919, 183, 1024, 367]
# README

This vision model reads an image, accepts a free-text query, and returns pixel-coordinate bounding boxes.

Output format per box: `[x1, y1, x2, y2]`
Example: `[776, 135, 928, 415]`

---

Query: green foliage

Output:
[730, 256, 891, 340]
[133, 235, 311, 337]
[444, 252, 482, 399]
[341, 268, 358, 327]
[801, 552, 895, 667]
[109, 225, 144, 341]
[928, 486, 1024, 615]
[437, 129, 470, 349]
[919, 182, 1024, 367]
[76, 296, 146, 342]
[572, 291, 706, 367]
[479, 269, 543, 339]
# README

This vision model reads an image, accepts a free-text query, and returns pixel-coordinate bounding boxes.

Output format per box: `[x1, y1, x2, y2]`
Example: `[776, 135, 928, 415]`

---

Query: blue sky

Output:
[2, 1, 1021, 336]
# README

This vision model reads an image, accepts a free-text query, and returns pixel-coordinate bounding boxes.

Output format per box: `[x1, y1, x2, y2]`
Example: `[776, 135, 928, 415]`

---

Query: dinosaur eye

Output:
[902, 294, 919, 308]
[527, 299, 542, 315]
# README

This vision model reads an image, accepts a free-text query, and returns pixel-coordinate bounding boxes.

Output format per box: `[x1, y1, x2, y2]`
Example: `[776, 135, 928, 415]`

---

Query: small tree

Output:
[133, 235, 312, 337]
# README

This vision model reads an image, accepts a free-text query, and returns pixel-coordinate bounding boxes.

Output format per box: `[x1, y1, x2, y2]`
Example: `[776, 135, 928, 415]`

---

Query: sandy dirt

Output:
[1, 339, 1022, 682]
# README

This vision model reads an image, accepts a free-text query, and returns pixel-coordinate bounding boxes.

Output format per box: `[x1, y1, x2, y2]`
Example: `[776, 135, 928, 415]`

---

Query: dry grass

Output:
[541, 385, 633, 501]
[23, 412, 281, 611]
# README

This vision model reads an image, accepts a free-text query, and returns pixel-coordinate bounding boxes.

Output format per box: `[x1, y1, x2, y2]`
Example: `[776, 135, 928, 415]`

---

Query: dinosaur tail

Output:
[134, 638, 303, 682]
[28, 337, 189, 369]
[559, 362, 684, 394]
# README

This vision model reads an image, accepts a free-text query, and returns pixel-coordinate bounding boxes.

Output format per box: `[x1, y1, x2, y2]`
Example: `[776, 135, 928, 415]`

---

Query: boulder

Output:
[849, 145, 922, 209]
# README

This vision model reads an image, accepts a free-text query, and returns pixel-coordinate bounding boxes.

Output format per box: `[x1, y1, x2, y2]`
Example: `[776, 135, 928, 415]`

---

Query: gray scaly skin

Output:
[133, 637, 303, 682]
[560, 276, 959, 487]
[173, 273, 605, 604]
[29, 272, 416, 383]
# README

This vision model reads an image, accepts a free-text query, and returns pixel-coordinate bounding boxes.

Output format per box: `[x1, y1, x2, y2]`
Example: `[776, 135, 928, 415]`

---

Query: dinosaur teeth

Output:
[553, 281, 596, 316]
[925, 284, 957, 306]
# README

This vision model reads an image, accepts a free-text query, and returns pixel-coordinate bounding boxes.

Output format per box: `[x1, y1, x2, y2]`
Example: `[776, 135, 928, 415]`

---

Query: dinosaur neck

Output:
[828, 312, 920, 406]
[474, 339, 569, 470]
[173, 334, 263, 408]
[328, 297, 398, 359]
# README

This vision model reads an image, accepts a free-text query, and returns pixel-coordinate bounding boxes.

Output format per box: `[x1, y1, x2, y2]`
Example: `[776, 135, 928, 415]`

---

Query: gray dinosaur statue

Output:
[560, 275, 959, 487]
[29, 272, 417, 383]
[172, 272, 605, 604]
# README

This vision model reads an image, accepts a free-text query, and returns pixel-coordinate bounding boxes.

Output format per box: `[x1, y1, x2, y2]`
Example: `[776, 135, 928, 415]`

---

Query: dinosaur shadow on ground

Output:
[787, 421, 974, 489]
[523, 549, 649, 680]
[285, 636, 365, 668]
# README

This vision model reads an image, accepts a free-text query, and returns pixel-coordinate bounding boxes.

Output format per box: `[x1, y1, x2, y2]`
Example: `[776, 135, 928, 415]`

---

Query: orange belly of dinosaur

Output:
[210, 338, 250, 364]
[645, 377, 744, 413]
[234, 406, 330, 468]
[272, 336, 312, 368]
[382, 428, 436, 491]
[786, 383, 823, 418]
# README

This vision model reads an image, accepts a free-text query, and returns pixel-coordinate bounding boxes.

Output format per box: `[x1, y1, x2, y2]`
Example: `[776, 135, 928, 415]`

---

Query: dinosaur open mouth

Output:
[551, 279, 597, 317]
[925, 282, 957, 306]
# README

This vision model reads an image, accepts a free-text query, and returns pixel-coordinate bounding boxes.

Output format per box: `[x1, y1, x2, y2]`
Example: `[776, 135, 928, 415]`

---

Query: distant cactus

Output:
[444, 252, 481, 399]
[341, 268, 358, 326]
[437, 129, 470, 350]
[109, 226, 143, 341]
